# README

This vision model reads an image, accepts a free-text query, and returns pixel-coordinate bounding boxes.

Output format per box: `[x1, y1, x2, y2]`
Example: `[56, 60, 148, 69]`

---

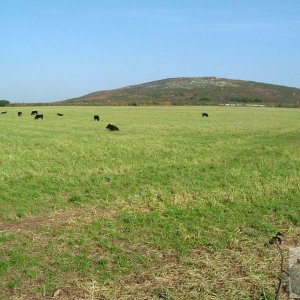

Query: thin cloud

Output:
[196, 19, 300, 32]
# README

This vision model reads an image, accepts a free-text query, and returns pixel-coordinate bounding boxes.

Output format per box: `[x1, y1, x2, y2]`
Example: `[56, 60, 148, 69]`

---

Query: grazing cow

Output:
[94, 115, 100, 121]
[18, 112, 22, 116]
[202, 112, 209, 117]
[1, 111, 7, 114]
[34, 114, 43, 120]
[106, 124, 119, 131]
[31, 110, 38, 115]
[57, 113, 64, 116]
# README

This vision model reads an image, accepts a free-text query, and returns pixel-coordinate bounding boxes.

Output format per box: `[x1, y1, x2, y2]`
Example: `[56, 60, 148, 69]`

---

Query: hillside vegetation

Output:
[0, 106, 299, 299]
[56, 77, 300, 107]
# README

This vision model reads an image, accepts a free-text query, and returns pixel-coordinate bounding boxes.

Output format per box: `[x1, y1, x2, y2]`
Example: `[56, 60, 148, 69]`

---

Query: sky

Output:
[1, 0, 300, 103]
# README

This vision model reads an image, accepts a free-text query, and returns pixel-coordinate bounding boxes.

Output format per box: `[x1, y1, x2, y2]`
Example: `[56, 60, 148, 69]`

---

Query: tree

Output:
[0, 100, 10, 107]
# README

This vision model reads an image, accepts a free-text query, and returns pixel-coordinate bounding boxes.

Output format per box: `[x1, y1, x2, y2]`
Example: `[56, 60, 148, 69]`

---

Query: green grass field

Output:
[0, 106, 299, 299]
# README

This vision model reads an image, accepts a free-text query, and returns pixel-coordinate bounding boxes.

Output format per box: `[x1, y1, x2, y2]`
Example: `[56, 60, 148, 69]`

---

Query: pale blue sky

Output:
[1, 0, 299, 102]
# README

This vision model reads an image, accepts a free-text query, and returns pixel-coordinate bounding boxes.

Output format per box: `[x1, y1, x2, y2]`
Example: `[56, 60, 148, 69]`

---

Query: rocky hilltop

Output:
[56, 77, 300, 107]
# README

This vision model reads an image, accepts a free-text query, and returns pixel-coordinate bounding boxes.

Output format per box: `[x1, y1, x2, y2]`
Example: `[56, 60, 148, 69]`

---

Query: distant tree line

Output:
[228, 97, 263, 103]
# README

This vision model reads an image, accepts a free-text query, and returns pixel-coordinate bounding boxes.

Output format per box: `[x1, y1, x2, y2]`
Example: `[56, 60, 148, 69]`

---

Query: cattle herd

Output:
[1, 110, 121, 131]
[1, 110, 209, 131]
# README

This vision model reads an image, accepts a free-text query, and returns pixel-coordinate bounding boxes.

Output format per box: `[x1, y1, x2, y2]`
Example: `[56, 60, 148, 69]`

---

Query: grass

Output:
[0, 106, 299, 299]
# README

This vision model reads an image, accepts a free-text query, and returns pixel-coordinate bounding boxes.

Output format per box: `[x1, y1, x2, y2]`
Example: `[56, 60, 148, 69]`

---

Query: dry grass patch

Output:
[0, 206, 119, 233]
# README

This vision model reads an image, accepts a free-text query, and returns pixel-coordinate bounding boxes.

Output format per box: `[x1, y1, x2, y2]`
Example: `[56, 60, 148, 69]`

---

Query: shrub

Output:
[0, 100, 10, 107]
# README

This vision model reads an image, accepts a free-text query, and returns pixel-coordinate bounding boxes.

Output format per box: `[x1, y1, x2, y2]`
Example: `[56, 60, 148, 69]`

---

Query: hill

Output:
[56, 77, 300, 107]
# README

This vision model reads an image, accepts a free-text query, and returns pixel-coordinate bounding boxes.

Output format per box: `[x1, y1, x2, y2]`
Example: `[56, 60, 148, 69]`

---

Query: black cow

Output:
[202, 113, 209, 117]
[1, 111, 7, 114]
[18, 112, 22, 116]
[94, 115, 100, 121]
[57, 113, 64, 116]
[34, 114, 43, 120]
[106, 124, 119, 131]
[31, 110, 38, 115]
